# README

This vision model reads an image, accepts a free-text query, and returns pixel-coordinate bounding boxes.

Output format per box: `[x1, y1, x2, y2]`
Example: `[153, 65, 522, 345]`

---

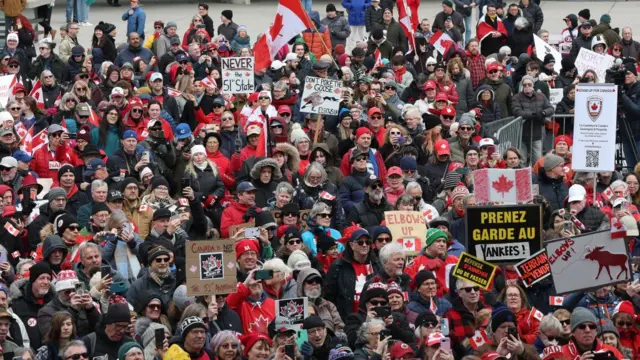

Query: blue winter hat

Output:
[122, 130, 137, 140]
[350, 228, 371, 242]
[399, 155, 417, 170]
[175, 123, 192, 140]
[372, 226, 392, 240]
[12, 150, 32, 162]
[491, 303, 516, 332]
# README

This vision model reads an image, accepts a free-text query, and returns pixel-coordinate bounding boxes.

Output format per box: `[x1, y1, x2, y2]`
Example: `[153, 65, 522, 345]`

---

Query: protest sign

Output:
[549, 88, 563, 108]
[466, 204, 542, 263]
[546, 230, 631, 294]
[574, 48, 614, 83]
[0, 75, 15, 108]
[533, 34, 562, 73]
[472, 168, 533, 204]
[275, 297, 309, 330]
[384, 211, 428, 255]
[221, 57, 255, 94]
[571, 84, 617, 172]
[452, 252, 497, 288]
[186, 239, 237, 296]
[515, 249, 551, 287]
[300, 76, 342, 115]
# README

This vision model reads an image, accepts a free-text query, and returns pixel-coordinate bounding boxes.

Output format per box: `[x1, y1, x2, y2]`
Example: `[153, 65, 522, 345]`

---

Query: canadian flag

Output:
[469, 329, 489, 349]
[429, 31, 454, 56]
[549, 296, 565, 306]
[201, 76, 217, 90]
[601, 187, 614, 201]
[374, 48, 384, 68]
[252, 0, 315, 72]
[320, 191, 336, 201]
[167, 88, 183, 97]
[53, 92, 62, 108]
[396, 0, 416, 53]
[255, 119, 269, 157]
[429, 297, 438, 313]
[473, 168, 533, 204]
[14, 122, 27, 140]
[87, 106, 100, 127]
[611, 217, 627, 239]
[4, 222, 19, 237]
[529, 307, 544, 322]
[29, 80, 45, 109]
[400, 237, 421, 252]
[21, 127, 48, 155]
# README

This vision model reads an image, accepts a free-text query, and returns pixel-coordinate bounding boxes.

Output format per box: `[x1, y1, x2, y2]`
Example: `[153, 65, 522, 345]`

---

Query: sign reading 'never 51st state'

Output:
[465, 204, 542, 264]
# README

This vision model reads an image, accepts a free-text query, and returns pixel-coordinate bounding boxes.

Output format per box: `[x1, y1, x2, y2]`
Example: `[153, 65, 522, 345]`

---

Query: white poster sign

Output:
[221, 57, 255, 94]
[549, 88, 563, 108]
[572, 83, 617, 172]
[300, 76, 342, 115]
[533, 34, 562, 73]
[0, 75, 15, 108]
[574, 48, 615, 84]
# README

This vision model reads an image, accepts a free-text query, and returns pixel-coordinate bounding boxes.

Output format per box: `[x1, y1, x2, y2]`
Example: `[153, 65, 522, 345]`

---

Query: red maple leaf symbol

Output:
[474, 336, 482, 342]
[405, 239, 413, 249]
[305, 83, 313, 89]
[270, 13, 284, 40]
[245, 72, 250, 76]
[492, 174, 514, 197]
[591, 103, 598, 111]
[334, 88, 341, 94]
[224, 72, 230, 77]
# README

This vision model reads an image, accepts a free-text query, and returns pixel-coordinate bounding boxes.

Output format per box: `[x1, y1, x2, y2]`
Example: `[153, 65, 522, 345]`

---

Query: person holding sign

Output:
[406, 228, 458, 296]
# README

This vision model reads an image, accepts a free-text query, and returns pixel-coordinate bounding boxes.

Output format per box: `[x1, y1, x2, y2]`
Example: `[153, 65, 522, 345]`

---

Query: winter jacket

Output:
[339, 168, 369, 214]
[345, 194, 393, 229]
[126, 271, 177, 311]
[296, 267, 345, 333]
[475, 341, 540, 360]
[509, 24, 534, 58]
[448, 137, 478, 164]
[592, 22, 621, 48]
[512, 90, 554, 141]
[31, 144, 70, 180]
[340, 147, 387, 180]
[225, 282, 275, 335]
[345, 310, 415, 349]
[58, 35, 79, 64]
[407, 291, 452, 317]
[532, 168, 568, 212]
[513, 308, 540, 344]
[406, 252, 458, 296]
[303, 12, 333, 59]
[373, 19, 406, 50]
[31, 54, 65, 81]
[122, 6, 146, 38]
[322, 14, 351, 49]
[366, 38, 394, 60]
[569, 34, 592, 62]
[343, 0, 370, 26]
[622, 38, 640, 59]
[114, 44, 154, 67]
[217, 21, 239, 42]
[621, 80, 640, 137]
[0, 0, 26, 17]
[155, 33, 179, 59]
[519, 1, 543, 33]
[325, 245, 382, 320]
[574, 206, 609, 233]
[82, 326, 134, 360]
[230, 34, 251, 54]
[453, 72, 474, 116]
[9, 278, 55, 350]
[364, 6, 383, 33]
[250, 158, 280, 209]
[93, 36, 117, 63]
[503, 13, 519, 36]
[433, 10, 465, 34]
[185, 160, 225, 205]
[561, 338, 623, 360]
[478, 77, 512, 117]
[475, 85, 502, 124]
[91, 125, 121, 157]
[220, 200, 260, 238]
[37, 295, 100, 339]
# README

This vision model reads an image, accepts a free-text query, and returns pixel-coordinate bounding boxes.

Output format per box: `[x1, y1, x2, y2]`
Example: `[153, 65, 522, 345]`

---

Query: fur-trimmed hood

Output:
[273, 142, 300, 174]
[250, 158, 283, 180]
[9, 277, 55, 302]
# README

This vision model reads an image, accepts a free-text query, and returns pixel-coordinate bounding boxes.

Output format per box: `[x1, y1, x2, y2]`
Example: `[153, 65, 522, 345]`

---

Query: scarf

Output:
[113, 239, 141, 283]
[393, 66, 407, 83]
[367, 148, 380, 177]
[194, 160, 208, 171]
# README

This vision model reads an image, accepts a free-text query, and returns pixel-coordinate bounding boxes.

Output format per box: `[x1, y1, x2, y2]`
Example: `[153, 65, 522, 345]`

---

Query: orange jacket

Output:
[302, 29, 332, 59]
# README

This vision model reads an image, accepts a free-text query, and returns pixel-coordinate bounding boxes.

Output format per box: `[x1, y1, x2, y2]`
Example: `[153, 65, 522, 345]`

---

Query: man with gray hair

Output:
[60, 340, 89, 360]
[533, 314, 563, 354]
[622, 27, 640, 58]
[77, 179, 109, 229]
[27, 187, 68, 251]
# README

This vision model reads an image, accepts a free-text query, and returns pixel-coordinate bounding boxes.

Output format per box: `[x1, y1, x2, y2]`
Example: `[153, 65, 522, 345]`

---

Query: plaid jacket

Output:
[444, 296, 485, 344]
[466, 52, 487, 90]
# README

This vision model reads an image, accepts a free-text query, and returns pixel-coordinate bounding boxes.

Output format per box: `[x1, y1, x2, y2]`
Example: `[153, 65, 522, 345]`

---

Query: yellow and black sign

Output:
[452, 252, 497, 289]
[465, 204, 542, 264]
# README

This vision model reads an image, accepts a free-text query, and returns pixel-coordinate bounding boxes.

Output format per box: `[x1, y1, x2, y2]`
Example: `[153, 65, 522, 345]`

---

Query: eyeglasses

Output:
[318, 213, 331, 219]
[370, 115, 382, 120]
[356, 240, 371, 246]
[369, 300, 387, 306]
[376, 236, 392, 243]
[194, 19, 202, 23]
[390, 131, 402, 135]
[506, 293, 520, 298]
[577, 323, 597, 330]
[221, 343, 238, 350]
[154, 257, 170, 263]
[617, 321, 633, 327]
[66, 353, 89, 360]
[154, 26, 162, 30]
[147, 304, 161, 310]
[460, 286, 480, 293]
[132, 108, 143, 113]
[39, 47, 47, 51]
[50, 133, 62, 138]
[459, 126, 473, 131]
[283, 212, 298, 217]
[287, 240, 302, 245]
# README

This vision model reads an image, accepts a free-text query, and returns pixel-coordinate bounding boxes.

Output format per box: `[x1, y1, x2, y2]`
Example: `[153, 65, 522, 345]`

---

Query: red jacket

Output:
[225, 282, 275, 335]
[561, 339, 623, 360]
[514, 308, 540, 345]
[406, 253, 458, 297]
[619, 328, 640, 360]
[220, 200, 261, 238]
[231, 145, 257, 174]
[32, 144, 71, 179]
[339, 147, 387, 183]
[435, 79, 459, 104]
[207, 150, 235, 188]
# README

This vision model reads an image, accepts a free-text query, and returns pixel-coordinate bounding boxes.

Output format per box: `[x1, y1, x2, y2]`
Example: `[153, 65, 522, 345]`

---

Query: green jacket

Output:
[91, 125, 121, 157]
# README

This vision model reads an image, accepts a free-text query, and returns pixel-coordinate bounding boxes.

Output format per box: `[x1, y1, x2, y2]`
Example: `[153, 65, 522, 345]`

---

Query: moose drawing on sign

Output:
[301, 92, 340, 112]
[584, 245, 628, 280]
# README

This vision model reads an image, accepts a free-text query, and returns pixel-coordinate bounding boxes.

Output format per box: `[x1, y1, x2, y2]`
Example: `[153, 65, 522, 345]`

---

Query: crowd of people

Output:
[0, 0, 638, 359]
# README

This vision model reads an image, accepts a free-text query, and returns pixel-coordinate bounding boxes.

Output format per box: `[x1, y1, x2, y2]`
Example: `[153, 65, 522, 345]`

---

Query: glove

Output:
[300, 341, 313, 358]
[203, 195, 216, 208]
[242, 206, 258, 222]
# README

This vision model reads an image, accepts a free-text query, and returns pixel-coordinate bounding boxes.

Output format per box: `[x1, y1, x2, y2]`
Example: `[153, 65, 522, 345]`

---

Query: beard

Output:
[59, 295, 71, 307]
[369, 190, 384, 202]
[304, 288, 322, 299]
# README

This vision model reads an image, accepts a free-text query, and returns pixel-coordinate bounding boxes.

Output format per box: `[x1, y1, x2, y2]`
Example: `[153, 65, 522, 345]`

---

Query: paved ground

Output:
[47, 0, 640, 52]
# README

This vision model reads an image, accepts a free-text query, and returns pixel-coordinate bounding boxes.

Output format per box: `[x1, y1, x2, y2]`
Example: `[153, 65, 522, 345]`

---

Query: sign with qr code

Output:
[572, 84, 617, 172]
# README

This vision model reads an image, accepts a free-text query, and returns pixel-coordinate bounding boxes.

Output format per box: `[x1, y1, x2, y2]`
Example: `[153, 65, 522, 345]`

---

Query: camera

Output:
[606, 59, 627, 86]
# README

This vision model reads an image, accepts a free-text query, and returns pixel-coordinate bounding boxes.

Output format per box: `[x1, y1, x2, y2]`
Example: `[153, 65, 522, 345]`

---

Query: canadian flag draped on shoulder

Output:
[253, 0, 316, 72]
[476, 15, 507, 47]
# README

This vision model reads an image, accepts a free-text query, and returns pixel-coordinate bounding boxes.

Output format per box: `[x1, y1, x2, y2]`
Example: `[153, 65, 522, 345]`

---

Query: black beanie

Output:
[53, 213, 77, 235]
[561, 58, 574, 72]
[119, 177, 140, 193]
[57, 164, 75, 182]
[578, 9, 590, 20]
[29, 262, 52, 283]
[423, 114, 442, 130]
[413, 270, 436, 289]
[371, 28, 384, 40]
[326, 3, 336, 12]
[105, 303, 131, 325]
[543, 54, 555, 65]
[221, 10, 233, 20]
[150, 176, 170, 192]
[491, 303, 516, 332]
[91, 202, 111, 215]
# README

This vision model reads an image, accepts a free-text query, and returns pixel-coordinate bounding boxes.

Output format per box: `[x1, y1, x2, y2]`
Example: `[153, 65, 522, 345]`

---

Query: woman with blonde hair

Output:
[182, 14, 210, 51]
[261, 258, 297, 300]
[420, 114, 443, 162]
[103, 210, 142, 283]
[447, 57, 473, 117]
[380, 124, 411, 168]
[52, 93, 79, 127]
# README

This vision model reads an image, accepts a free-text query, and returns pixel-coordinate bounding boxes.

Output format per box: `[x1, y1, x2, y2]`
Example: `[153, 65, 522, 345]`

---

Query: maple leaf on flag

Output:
[306, 83, 313, 89]
[492, 174, 514, 198]
[270, 13, 284, 39]
[591, 103, 598, 111]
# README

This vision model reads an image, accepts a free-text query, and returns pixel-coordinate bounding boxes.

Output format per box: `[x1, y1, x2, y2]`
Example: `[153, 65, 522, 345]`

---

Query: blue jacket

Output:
[114, 45, 153, 67]
[407, 291, 452, 317]
[301, 226, 343, 257]
[91, 125, 121, 157]
[122, 7, 146, 38]
[342, 0, 370, 26]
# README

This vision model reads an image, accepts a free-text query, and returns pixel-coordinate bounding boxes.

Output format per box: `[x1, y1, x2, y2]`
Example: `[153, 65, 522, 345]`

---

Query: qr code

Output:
[586, 150, 599, 167]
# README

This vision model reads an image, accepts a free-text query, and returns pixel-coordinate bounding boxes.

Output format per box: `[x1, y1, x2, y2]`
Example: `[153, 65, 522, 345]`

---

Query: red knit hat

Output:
[355, 127, 372, 141]
[235, 239, 259, 260]
[554, 135, 573, 149]
[240, 333, 272, 356]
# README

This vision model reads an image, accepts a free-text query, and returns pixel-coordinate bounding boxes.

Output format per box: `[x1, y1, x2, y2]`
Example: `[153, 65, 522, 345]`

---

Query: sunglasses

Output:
[306, 277, 322, 285]
[427, 63, 436, 67]
[617, 321, 633, 327]
[271, 124, 283, 129]
[376, 236, 392, 243]
[259, 96, 270, 100]
[78, 115, 89, 119]
[442, 115, 454, 120]
[68, 225, 80, 231]
[50, 133, 62, 138]
[221, 343, 238, 350]
[8, 64, 18, 68]
[390, 131, 402, 135]
[318, 213, 331, 219]
[385, 86, 396, 90]
[179, 61, 188, 65]
[154, 26, 162, 29]
[213, 104, 224, 108]
[154, 257, 170, 263]
[147, 304, 161, 310]
[560, 319, 570, 326]
[488, 70, 499, 74]
[403, 169, 416, 174]
[132, 108, 143, 113]
[460, 286, 480, 293]
[9, 107, 20, 111]
[76, 87, 87, 91]
[370, 184, 381, 190]
[356, 240, 371, 246]
[370, 115, 382, 120]
[577, 323, 597, 330]
[422, 321, 438, 328]
[280, 113, 291, 117]
[288, 240, 302, 245]
[522, 83, 534, 88]
[354, 157, 367, 162]
[66, 353, 89, 360]
[369, 300, 387, 306]
[283, 212, 298, 217]
[459, 126, 473, 131]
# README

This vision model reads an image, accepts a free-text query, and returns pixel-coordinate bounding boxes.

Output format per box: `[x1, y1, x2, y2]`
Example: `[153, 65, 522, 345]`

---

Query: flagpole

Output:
[313, 114, 322, 145]
[298, 0, 341, 70]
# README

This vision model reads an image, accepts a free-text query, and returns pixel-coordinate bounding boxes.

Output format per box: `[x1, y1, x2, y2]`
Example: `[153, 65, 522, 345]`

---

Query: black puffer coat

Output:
[250, 158, 282, 209]
[9, 278, 55, 350]
[185, 159, 225, 203]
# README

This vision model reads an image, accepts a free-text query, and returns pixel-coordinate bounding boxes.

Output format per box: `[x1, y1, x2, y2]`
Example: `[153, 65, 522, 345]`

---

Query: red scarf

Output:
[393, 66, 407, 83]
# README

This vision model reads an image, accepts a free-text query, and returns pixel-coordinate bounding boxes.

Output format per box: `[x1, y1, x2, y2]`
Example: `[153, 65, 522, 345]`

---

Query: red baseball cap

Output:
[248, 92, 260, 103]
[486, 62, 502, 72]
[435, 92, 449, 102]
[423, 80, 437, 90]
[442, 106, 456, 116]
[368, 107, 382, 117]
[482, 352, 508, 360]
[389, 342, 414, 358]
[388, 166, 402, 177]
[435, 139, 450, 156]
[277, 105, 291, 115]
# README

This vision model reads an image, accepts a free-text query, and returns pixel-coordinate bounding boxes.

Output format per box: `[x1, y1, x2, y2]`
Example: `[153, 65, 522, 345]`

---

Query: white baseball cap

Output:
[0, 157, 17, 168]
[567, 184, 586, 203]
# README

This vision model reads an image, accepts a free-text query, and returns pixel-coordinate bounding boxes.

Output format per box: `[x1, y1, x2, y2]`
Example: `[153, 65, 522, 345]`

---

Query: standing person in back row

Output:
[322, 4, 351, 51]
[342, 0, 368, 53]
[198, 3, 214, 38]
[122, 0, 146, 40]
[217, 10, 238, 43]
[1, 0, 26, 38]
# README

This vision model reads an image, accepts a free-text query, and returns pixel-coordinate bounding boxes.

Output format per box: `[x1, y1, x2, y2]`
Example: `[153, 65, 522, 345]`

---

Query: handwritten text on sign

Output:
[300, 76, 342, 115]
[221, 57, 255, 94]
[186, 239, 237, 296]
[452, 252, 497, 288]
[515, 249, 551, 287]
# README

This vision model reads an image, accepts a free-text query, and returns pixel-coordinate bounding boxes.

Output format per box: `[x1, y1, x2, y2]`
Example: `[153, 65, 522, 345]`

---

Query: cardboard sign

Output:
[221, 57, 255, 94]
[384, 211, 428, 255]
[275, 297, 309, 330]
[272, 210, 312, 230]
[300, 76, 342, 115]
[452, 252, 497, 289]
[186, 239, 237, 296]
[549, 88, 563, 108]
[533, 34, 562, 73]
[546, 230, 631, 295]
[472, 168, 533, 204]
[466, 204, 542, 264]
[574, 48, 615, 84]
[0, 75, 15, 108]
[515, 249, 551, 287]
[571, 84, 617, 172]
[228, 222, 255, 237]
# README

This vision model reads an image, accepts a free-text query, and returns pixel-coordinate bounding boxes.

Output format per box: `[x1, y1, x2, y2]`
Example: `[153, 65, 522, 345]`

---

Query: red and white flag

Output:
[87, 106, 100, 127]
[254, 119, 269, 158]
[396, 0, 417, 53]
[252, 0, 315, 72]
[529, 307, 544, 322]
[29, 80, 45, 109]
[611, 216, 627, 239]
[201, 76, 217, 90]
[549, 296, 565, 306]
[167, 88, 183, 97]
[53, 92, 62, 108]
[400, 237, 421, 252]
[473, 168, 533, 204]
[4, 222, 19, 237]
[320, 191, 336, 201]
[14, 122, 27, 140]
[374, 48, 384, 67]
[469, 329, 489, 349]
[429, 297, 437, 313]
[21, 127, 48, 155]
[429, 30, 454, 56]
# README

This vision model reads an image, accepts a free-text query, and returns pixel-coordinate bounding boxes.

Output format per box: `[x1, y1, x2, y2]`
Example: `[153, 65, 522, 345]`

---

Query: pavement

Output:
[48, 0, 640, 54]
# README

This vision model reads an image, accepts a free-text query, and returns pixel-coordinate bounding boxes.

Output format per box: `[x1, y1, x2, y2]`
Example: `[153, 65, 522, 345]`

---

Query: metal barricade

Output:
[484, 116, 516, 139]
[495, 116, 524, 156]
[549, 114, 575, 146]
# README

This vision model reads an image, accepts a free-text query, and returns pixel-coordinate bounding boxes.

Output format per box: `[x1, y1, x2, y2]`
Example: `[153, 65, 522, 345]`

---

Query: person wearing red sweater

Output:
[225, 268, 275, 336]
[406, 228, 458, 297]
[31, 124, 71, 179]
[561, 307, 624, 360]
[219, 181, 261, 238]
